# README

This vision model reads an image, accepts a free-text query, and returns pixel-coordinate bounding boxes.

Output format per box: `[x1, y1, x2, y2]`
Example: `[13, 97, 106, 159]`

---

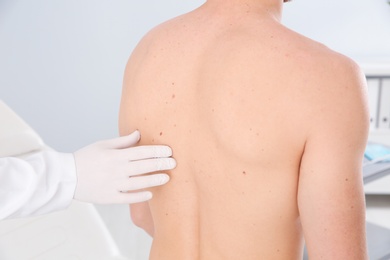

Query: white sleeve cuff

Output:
[0, 150, 77, 219]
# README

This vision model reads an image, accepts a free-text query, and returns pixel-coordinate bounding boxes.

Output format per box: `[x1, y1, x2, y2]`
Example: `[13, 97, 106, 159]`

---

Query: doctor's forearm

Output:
[0, 151, 77, 220]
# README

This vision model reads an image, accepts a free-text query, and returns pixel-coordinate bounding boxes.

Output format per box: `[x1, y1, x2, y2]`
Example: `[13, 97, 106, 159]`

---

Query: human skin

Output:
[119, 0, 369, 259]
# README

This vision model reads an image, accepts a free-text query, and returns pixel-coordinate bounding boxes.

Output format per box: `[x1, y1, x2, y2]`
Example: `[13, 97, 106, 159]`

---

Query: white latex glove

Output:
[73, 130, 176, 204]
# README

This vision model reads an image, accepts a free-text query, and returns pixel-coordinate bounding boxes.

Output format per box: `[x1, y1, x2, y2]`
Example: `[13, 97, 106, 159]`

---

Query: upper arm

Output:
[130, 202, 154, 237]
[298, 58, 369, 259]
[119, 31, 159, 237]
[119, 27, 159, 136]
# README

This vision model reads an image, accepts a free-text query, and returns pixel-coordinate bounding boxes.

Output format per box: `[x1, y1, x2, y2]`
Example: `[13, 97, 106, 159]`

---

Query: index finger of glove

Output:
[100, 130, 141, 149]
[128, 157, 176, 176]
[125, 145, 173, 161]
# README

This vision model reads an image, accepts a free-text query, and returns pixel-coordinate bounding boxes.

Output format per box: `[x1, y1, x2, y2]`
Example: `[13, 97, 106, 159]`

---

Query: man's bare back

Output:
[120, 1, 369, 259]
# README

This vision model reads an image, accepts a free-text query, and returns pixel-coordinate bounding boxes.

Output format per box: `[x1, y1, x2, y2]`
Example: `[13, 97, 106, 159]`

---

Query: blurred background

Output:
[1, 0, 389, 259]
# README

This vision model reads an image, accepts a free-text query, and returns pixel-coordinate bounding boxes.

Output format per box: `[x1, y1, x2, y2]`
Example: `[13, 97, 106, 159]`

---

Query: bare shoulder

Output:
[287, 27, 365, 90]
[270, 25, 369, 144]
[308, 47, 367, 118]
[282, 27, 367, 109]
[123, 21, 170, 65]
[123, 13, 194, 76]
[131, 11, 195, 52]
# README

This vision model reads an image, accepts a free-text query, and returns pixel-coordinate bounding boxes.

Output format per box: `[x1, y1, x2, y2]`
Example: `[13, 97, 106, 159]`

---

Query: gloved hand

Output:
[73, 130, 176, 204]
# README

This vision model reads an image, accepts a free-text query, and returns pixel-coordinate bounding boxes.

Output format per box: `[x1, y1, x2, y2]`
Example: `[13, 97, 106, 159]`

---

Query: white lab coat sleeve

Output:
[0, 150, 77, 220]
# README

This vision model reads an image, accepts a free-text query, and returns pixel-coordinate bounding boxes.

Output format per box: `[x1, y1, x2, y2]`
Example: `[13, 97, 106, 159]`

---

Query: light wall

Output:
[0, 0, 389, 259]
[283, 0, 390, 62]
[0, 0, 204, 153]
